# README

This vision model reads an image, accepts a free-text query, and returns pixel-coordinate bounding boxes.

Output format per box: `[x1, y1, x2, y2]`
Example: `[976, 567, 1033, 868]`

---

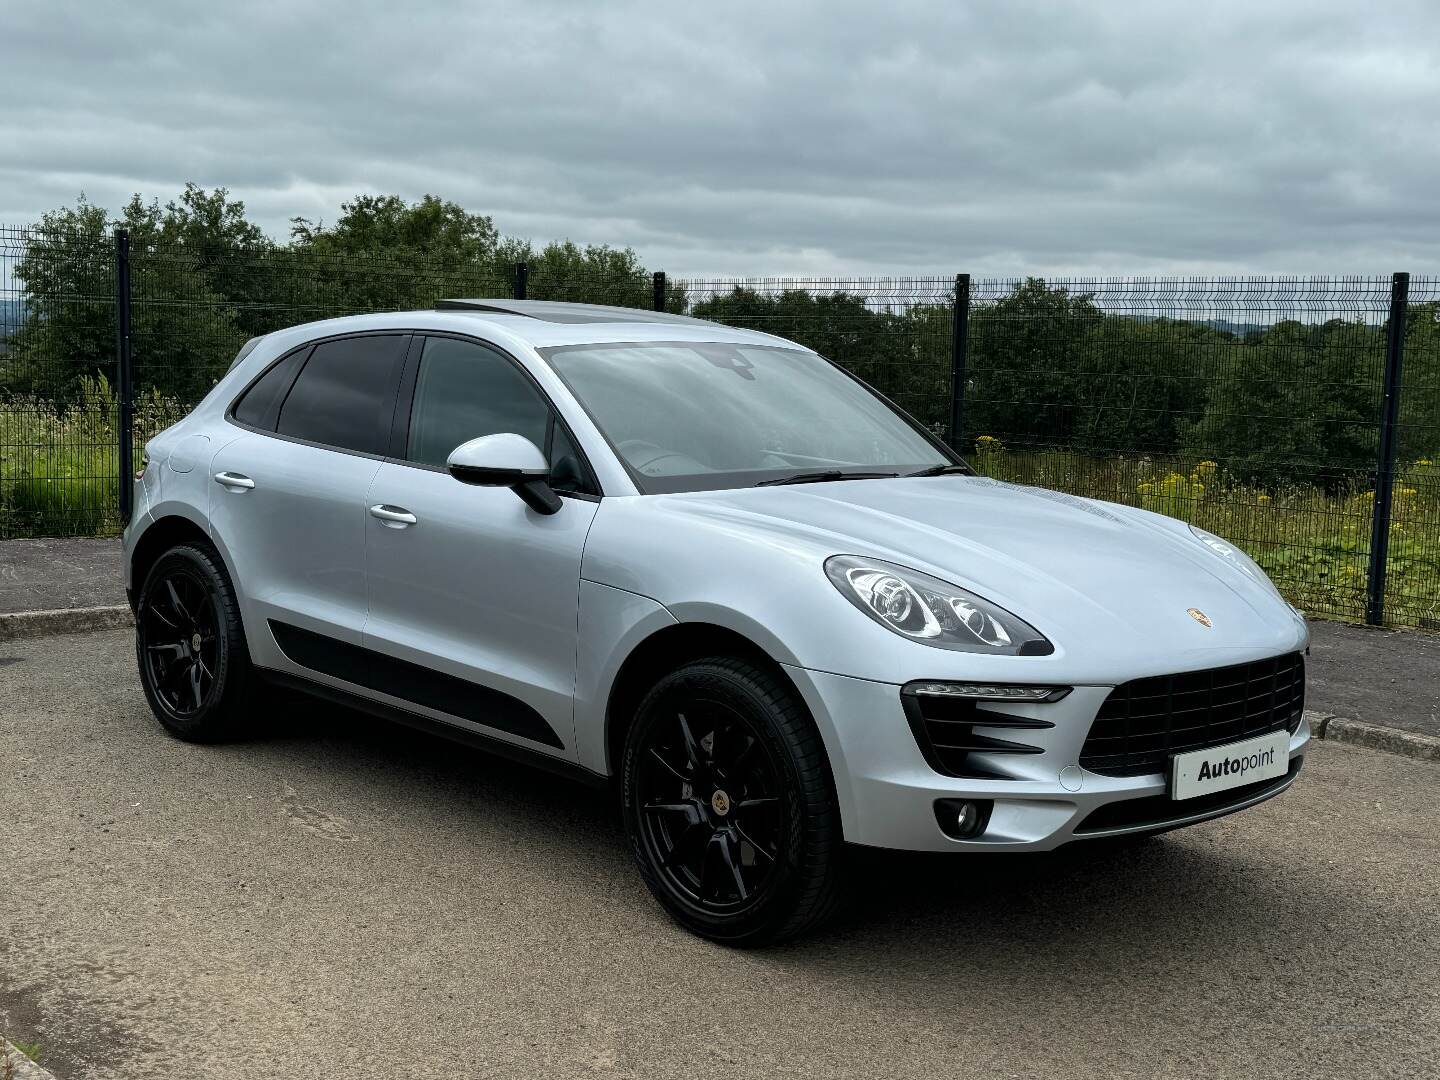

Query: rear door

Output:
[210, 333, 409, 669]
[361, 334, 601, 759]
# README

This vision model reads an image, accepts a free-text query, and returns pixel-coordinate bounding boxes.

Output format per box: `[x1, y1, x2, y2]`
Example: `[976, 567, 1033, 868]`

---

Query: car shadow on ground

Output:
[152, 689, 1434, 1070]
[250, 692, 1394, 980]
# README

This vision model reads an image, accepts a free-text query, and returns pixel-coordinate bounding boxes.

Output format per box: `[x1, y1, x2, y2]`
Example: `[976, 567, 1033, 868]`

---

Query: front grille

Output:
[1079, 652, 1305, 778]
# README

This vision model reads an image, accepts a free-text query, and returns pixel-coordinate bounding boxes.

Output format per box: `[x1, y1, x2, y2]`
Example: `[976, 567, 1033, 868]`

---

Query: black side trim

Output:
[268, 621, 564, 749]
[259, 669, 606, 788]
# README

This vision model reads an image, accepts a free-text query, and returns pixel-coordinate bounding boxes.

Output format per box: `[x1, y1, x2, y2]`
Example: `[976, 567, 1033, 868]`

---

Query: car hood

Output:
[650, 476, 1304, 656]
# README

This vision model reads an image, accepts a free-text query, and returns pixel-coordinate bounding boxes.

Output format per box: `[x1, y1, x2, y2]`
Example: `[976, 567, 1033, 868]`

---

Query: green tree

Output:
[964, 279, 1103, 448]
[287, 194, 506, 312]
[5, 193, 248, 402]
[1399, 302, 1440, 464]
[291, 193, 497, 261]
[1180, 318, 1384, 489]
[522, 240, 652, 308]
[1070, 315, 1224, 454]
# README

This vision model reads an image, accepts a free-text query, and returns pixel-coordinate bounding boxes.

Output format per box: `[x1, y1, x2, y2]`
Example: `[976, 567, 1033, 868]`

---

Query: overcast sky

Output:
[2, 1, 1438, 276]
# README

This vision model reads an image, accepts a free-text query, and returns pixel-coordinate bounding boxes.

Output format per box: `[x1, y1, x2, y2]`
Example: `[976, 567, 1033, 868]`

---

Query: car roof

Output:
[430, 299, 800, 350]
[248, 301, 803, 354]
[435, 298, 710, 326]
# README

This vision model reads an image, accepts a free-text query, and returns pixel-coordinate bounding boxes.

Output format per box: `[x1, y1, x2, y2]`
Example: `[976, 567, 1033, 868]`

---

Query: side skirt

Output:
[268, 619, 563, 748]
[258, 668, 610, 790]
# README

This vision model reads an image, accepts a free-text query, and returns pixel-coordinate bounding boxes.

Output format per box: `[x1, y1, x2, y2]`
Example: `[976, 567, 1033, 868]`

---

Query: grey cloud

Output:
[1, 0, 1437, 275]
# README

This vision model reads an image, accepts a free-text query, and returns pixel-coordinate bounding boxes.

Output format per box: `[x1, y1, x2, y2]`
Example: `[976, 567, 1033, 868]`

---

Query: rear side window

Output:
[232, 348, 307, 429]
[276, 335, 408, 455]
[407, 337, 550, 467]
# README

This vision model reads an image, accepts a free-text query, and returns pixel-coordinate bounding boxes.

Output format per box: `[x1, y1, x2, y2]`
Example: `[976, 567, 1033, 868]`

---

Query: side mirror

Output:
[447, 434, 562, 515]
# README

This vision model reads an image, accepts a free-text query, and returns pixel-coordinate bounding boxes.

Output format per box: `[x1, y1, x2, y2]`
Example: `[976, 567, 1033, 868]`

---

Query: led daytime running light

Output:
[907, 681, 1070, 702]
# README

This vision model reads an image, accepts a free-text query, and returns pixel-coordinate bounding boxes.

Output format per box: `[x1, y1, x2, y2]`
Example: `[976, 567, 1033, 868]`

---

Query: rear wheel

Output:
[620, 657, 844, 946]
[135, 542, 258, 742]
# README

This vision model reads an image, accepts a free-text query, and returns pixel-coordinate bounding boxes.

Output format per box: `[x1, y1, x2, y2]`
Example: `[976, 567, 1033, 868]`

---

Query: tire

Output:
[134, 542, 259, 743]
[620, 656, 844, 946]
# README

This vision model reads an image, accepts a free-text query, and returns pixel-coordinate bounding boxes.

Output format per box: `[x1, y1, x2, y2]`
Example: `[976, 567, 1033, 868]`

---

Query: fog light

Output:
[934, 798, 993, 839]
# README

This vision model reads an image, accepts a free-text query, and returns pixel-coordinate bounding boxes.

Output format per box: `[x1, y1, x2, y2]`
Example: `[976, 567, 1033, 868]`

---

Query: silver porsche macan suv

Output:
[123, 299, 1310, 944]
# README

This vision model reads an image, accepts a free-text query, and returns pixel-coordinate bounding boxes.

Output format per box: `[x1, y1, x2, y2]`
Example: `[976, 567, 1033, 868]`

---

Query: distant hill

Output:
[1202, 318, 1267, 337]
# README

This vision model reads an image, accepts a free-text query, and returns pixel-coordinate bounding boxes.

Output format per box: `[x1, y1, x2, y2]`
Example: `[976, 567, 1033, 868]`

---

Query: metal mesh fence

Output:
[1391, 276, 1440, 627]
[2, 229, 1437, 628]
[526, 264, 654, 309]
[1, 226, 121, 537]
[961, 277, 1400, 623]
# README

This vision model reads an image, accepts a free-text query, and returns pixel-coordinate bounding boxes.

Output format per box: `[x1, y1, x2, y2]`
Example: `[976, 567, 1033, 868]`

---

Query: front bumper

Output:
[783, 664, 1310, 853]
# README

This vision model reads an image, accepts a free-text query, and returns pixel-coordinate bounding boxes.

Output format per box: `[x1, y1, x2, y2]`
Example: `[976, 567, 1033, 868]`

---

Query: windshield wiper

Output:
[756, 470, 899, 487]
[903, 463, 973, 478]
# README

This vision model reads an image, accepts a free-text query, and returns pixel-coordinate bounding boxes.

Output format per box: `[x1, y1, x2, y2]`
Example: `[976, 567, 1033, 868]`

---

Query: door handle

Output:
[213, 471, 256, 492]
[369, 504, 418, 528]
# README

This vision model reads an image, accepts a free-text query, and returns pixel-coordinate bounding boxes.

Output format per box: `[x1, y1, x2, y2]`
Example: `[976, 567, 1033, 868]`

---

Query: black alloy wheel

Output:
[140, 566, 220, 719]
[621, 657, 844, 945]
[135, 543, 258, 742]
[634, 702, 785, 913]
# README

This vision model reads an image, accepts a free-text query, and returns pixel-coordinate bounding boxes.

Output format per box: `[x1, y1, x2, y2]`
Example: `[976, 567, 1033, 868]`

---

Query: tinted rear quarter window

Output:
[276, 335, 408, 454]
[232, 347, 307, 430]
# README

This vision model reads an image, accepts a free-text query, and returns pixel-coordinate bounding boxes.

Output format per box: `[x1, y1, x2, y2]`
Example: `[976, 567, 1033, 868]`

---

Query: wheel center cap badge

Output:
[710, 790, 731, 816]
[191, 633, 203, 650]
[1187, 608, 1213, 628]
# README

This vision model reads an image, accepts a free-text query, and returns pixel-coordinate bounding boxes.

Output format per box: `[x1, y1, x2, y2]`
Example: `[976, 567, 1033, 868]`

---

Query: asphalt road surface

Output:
[2, 629, 1437, 1080]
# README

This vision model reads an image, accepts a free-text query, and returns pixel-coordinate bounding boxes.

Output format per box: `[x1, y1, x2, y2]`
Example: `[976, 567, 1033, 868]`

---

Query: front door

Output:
[362, 334, 600, 759]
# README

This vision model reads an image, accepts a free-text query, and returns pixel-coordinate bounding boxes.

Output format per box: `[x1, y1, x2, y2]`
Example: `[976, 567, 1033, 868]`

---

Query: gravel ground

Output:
[1, 628, 1437, 1080]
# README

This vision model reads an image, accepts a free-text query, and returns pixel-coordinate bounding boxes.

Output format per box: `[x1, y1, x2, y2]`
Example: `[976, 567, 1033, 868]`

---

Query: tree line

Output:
[4, 184, 1437, 489]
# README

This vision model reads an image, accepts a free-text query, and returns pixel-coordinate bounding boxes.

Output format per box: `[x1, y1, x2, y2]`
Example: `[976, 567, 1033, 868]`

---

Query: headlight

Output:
[1188, 525, 1281, 596]
[824, 555, 1053, 655]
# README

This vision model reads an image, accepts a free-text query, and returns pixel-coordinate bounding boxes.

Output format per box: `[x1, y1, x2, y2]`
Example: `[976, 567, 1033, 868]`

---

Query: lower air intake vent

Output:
[901, 689, 1052, 779]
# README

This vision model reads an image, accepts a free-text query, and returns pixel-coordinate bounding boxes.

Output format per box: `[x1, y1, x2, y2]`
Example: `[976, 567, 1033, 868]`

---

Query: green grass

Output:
[0, 376, 186, 538]
[8, 1039, 42, 1064]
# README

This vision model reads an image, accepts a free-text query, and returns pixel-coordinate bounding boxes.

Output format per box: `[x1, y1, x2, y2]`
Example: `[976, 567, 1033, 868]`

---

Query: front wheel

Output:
[135, 542, 258, 742]
[620, 657, 844, 946]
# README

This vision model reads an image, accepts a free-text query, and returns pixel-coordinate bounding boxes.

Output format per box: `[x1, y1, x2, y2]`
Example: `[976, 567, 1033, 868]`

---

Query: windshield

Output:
[543, 341, 952, 493]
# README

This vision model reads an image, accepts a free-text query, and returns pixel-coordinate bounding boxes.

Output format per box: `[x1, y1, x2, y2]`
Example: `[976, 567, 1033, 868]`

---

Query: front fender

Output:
[574, 580, 677, 774]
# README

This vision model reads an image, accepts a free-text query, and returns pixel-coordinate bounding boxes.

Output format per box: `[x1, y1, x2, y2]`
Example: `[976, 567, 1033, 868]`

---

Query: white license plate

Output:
[1171, 729, 1290, 800]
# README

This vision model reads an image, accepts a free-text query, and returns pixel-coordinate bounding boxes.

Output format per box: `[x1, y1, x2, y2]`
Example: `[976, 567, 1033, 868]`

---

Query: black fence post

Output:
[1365, 271, 1410, 626]
[513, 262, 528, 300]
[949, 273, 970, 452]
[652, 271, 666, 312]
[115, 228, 134, 525]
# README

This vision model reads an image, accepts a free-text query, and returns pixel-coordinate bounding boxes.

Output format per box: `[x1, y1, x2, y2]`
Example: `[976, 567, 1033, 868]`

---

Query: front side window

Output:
[275, 335, 408, 454]
[407, 337, 551, 468]
[544, 341, 950, 493]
